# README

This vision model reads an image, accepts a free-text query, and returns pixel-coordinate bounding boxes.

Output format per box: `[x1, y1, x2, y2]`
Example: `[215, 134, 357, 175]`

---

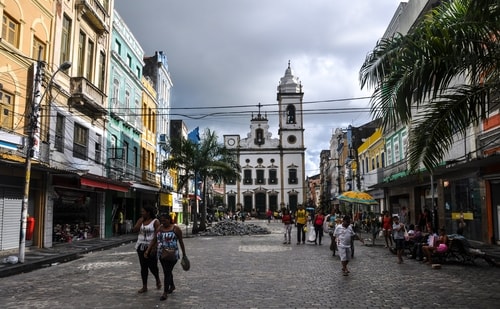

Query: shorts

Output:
[394, 239, 405, 250]
[338, 247, 351, 262]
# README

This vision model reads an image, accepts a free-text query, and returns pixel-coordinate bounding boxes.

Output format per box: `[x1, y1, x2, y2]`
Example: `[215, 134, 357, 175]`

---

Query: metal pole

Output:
[19, 47, 44, 263]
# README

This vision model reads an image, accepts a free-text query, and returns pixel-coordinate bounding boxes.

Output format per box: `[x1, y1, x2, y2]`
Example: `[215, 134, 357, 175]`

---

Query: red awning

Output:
[81, 176, 129, 192]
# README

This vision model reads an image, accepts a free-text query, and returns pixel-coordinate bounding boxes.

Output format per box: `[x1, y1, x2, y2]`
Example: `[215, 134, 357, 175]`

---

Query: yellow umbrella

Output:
[338, 191, 378, 205]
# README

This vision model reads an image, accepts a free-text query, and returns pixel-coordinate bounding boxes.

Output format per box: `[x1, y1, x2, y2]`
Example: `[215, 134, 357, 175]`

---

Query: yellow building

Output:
[141, 76, 160, 188]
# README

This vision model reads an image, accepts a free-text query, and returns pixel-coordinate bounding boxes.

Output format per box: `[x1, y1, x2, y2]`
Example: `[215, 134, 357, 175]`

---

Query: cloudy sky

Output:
[114, 0, 402, 176]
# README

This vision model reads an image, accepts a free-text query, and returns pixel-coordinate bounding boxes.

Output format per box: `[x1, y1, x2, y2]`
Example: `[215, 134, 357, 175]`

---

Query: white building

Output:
[224, 63, 306, 215]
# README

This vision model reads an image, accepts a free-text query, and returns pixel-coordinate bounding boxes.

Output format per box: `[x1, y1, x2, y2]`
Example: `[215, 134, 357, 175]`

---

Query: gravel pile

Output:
[200, 220, 271, 236]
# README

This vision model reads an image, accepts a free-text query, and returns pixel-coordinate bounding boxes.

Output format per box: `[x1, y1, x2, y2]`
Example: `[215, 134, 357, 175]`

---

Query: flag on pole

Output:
[188, 127, 200, 144]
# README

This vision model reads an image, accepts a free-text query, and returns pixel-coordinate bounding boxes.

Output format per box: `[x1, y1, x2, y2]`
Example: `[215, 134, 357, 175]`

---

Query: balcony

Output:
[142, 170, 160, 186]
[76, 0, 110, 34]
[69, 77, 108, 119]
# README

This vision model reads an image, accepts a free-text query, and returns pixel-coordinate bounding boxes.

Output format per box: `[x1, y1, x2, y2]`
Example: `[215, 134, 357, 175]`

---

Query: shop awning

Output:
[80, 175, 130, 192]
[131, 183, 160, 192]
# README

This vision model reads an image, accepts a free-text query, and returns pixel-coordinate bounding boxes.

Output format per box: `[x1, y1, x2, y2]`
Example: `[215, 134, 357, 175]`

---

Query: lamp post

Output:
[19, 49, 71, 263]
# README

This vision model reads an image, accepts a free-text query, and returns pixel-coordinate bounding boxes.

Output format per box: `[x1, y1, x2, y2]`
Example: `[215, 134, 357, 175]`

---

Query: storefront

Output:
[51, 174, 130, 243]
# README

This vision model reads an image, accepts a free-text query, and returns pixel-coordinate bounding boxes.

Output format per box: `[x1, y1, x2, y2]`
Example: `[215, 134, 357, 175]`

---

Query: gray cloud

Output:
[115, 0, 402, 176]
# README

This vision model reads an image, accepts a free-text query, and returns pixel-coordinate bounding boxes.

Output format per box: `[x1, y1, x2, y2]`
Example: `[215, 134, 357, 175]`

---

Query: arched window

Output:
[286, 105, 296, 124]
[255, 128, 264, 145]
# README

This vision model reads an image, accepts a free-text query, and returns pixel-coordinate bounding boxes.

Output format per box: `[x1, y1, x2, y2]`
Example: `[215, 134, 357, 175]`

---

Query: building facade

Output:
[224, 63, 306, 215]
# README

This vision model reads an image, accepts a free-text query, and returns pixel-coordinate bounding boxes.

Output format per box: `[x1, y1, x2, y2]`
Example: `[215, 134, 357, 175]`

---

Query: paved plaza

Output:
[0, 221, 499, 309]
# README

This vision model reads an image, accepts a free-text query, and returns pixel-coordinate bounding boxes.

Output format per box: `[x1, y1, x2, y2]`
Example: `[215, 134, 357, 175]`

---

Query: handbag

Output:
[181, 255, 190, 271]
[160, 247, 177, 261]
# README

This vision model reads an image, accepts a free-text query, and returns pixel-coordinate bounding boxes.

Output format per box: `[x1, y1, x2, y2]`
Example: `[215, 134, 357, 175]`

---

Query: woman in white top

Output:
[133, 205, 161, 294]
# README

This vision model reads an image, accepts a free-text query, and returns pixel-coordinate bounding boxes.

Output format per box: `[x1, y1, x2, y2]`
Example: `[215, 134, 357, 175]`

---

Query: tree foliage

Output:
[359, 0, 500, 172]
[162, 128, 240, 232]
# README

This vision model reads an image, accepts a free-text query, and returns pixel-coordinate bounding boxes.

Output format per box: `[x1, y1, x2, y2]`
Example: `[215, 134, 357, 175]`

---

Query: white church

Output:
[224, 62, 306, 215]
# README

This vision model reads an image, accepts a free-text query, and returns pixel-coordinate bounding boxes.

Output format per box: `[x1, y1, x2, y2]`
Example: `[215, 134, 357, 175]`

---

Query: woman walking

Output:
[145, 213, 187, 301]
[132, 205, 161, 294]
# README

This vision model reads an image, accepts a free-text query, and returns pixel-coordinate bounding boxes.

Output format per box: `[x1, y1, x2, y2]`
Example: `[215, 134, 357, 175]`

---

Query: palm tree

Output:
[162, 128, 240, 233]
[359, 0, 499, 172]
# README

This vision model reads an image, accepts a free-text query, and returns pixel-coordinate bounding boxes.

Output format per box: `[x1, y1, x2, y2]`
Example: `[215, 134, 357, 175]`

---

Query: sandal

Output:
[138, 287, 147, 294]
[167, 286, 176, 294]
[160, 293, 168, 301]
[156, 281, 162, 290]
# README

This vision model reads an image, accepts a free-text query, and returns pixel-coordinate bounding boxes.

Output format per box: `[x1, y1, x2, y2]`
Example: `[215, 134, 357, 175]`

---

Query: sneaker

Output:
[283, 241, 288, 244]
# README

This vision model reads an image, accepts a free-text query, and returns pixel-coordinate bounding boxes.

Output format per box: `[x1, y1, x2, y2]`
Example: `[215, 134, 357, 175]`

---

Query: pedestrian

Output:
[392, 216, 405, 264]
[145, 212, 187, 301]
[132, 205, 161, 294]
[281, 209, 293, 244]
[398, 206, 408, 228]
[114, 206, 124, 235]
[381, 211, 393, 248]
[267, 209, 273, 223]
[370, 214, 381, 246]
[325, 209, 337, 255]
[333, 215, 364, 276]
[313, 209, 325, 245]
[294, 204, 307, 245]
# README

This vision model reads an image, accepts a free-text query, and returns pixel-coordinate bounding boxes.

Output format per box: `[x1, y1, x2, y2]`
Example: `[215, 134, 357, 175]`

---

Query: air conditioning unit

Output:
[159, 134, 167, 144]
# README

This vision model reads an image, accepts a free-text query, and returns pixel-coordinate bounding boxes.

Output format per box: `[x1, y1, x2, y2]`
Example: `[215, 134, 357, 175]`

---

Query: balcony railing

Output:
[142, 170, 160, 186]
[69, 77, 107, 118]
[76, 0, 110, 34]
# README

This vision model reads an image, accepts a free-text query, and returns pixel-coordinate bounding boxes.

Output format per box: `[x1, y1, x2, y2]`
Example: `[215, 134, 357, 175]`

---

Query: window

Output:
[73, 123, 88, 160]
[95, 134, 102, 163]
[136, 66, 141, 78]
[376, 154, 380, 168]
[286, 105, 296, 124]
[114, 40, 121, 54]
[86, 40, 94, 80]
[381, 152, 385, 168]
[98, 52, 106, 90]
[55, 113, 65, 152]
[2, 13, 19, 47]
[254, 128, 264, 145]
[77, 32, 86, 76]
[123, 141, 129, 163]
[401, 130, 408, 159]
[243, 169, 252, 184]
[127, 54, 132, 67]
[393, 136, 400, 162]
[112, 79, 119, 108]
[288, 168, 297, 184]
[133, 146, 138, 167]
[256, 169, 265, 184]
[32, 36, 46, 60]
[0, 90, 14, 129]
[269, 169, 277, 184]
[60, 15, 72, 63]
[386, 143, 392, 166]
[371, 158, 375, 170]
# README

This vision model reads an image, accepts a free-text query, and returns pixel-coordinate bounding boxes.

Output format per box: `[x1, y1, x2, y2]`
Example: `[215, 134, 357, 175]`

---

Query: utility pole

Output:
[19, 47, 44, 263]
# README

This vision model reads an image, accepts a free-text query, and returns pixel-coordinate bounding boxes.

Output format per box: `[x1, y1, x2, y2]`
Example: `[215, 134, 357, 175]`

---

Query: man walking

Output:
[333, 215, 364, 276]
[294, 205, 307, 245]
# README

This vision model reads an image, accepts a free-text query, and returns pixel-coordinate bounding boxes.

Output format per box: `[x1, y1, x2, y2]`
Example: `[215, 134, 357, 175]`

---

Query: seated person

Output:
[422, 227, 449, 264]
[407, 225, 424, 259]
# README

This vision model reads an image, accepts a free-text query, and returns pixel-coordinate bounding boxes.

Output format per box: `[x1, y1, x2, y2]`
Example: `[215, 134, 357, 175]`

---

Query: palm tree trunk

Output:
[199, 175, 207, 231]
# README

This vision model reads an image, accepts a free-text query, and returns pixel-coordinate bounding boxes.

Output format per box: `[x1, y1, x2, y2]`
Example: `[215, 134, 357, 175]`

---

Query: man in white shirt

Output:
[333, 215, 364, 276]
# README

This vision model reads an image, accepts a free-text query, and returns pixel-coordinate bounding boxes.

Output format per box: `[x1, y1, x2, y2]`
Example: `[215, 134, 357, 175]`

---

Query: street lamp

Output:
[19, 57, 71, 263]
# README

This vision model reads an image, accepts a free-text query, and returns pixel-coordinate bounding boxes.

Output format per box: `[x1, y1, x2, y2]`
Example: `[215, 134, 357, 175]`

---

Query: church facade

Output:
[224, 63, 306, 215]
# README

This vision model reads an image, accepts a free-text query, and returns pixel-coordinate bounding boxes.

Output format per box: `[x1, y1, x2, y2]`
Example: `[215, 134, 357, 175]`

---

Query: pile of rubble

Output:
[200, 220, 271, 236]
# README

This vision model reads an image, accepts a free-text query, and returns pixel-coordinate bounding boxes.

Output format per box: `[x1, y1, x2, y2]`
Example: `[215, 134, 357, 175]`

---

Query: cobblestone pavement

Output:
[0, 221, 499, 309]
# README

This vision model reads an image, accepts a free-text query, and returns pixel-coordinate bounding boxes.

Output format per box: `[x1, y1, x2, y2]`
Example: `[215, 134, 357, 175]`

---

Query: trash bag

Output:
[2, 255, 19, 264]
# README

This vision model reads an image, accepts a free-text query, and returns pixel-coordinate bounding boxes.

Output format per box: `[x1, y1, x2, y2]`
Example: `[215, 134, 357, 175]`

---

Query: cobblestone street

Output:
[0, 221, 499, 309]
